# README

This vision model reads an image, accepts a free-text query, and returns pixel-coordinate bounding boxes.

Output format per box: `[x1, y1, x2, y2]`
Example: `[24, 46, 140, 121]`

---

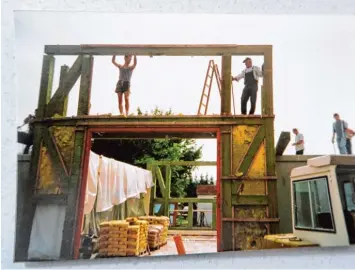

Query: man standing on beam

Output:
[232, 57, 264, 115]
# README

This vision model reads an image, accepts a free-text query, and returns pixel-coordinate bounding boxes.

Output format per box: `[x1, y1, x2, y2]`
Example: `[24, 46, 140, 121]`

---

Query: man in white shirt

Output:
[232, 57, 264, 115]
[292, 128, 305, 155]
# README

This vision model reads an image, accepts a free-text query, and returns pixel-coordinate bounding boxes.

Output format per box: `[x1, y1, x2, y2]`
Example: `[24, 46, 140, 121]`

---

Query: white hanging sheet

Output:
[137, 167, 148, 194]
[96, 156, 113, 212]
[83, 151, 100, 215]
[110, 159, 128, 205]
[124, 163, 140, 199]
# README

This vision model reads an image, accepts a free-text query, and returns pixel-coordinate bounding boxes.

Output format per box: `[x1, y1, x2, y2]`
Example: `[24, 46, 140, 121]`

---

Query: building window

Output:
[293, 177, 335, 232]
[344, 181, 355, 212]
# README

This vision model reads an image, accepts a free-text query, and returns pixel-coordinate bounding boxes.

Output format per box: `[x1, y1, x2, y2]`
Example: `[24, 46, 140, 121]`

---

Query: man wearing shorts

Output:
[112, 54, 137, 116]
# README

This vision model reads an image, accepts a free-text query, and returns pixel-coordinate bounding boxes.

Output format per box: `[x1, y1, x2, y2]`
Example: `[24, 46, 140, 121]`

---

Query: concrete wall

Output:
[16, 154, 31, 260]
[275, 155, 319, 233]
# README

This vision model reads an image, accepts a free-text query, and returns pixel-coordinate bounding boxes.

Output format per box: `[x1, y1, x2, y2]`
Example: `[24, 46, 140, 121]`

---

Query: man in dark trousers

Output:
[232, 57, 264, 115]
[17, 113, 35, 154]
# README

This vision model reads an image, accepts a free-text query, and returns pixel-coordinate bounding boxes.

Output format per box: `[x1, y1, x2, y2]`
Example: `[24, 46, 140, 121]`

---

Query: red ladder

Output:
[197, 60, 236, 116]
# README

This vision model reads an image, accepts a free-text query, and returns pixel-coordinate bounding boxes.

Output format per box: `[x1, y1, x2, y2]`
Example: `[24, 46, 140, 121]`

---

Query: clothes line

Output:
[84, 151, 154, 215]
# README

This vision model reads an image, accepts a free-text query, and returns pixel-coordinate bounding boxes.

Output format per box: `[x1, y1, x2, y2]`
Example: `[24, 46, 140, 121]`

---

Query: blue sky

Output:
[14, 13, 355, 179]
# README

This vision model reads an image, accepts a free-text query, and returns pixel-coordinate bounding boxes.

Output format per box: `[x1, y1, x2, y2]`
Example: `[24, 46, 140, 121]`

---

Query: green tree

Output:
[91, 107, 203, 198]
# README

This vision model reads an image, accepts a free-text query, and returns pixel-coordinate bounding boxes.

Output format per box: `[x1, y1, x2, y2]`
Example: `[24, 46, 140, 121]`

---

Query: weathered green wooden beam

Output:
[275, 131, 291, 156]
[262, 46, 274, 116]
[221, 126, 233, 251]
[46, 56, 82, 117]
[155, 166, 166, 197]
[77, 56, 94, 116]
[154, 198, 215, 204]
[264, 118, 278, 234]
[221, 56, 232, 115]
[93, 134, 216, 139]
[235, 126, 265, 176]
[187, 202, 193, 229]
[37, 55, 55, 119]
[60, 130, 85, 259]
[164, 165, 171, 216]
[232, 195, 268, 206]
[45, 44, 272, 56]
[56, 65, 70, 116]
[148, 161, 216, 166]
[32, 194, 68, 205]
[212, 202, 217, 230]
[37, 115, 271, 126]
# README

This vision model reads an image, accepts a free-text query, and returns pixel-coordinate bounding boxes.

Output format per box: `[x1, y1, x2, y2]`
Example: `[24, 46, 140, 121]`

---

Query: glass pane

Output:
[344, 182, 355, 211]
[309, 178, 334, 230]
[293, 181, 313, 228]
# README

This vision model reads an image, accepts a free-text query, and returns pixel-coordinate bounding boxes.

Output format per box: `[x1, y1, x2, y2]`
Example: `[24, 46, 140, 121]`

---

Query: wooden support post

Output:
[14, 55, 55, 262]
[262, 47, 274, 116]
[187, 202, 193, 229]
[60, 130, 86, 259]
[221, 126, 233, 251]
[212, 201, 216, 230]
[221, 56, 232, 115]
[46, 56, 82, 117]
[37, 55, 55, 119]
[164, 165, 171, 217]
[56, 65, 69, 116]
[264, 118, 278, 233]
[77, 55, 94, 116]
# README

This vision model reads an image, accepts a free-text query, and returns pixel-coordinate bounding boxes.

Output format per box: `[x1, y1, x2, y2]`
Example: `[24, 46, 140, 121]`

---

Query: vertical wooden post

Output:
[56, 65, 69, 116]
[187, 202, 193, 229]
[77, 55, 94, 116]
[221, 56, 232, 115]
[60, 129, 86, 259]
[15, 55, 55, 262]
[262, 46, 278, 233]
[164, 165, 171, 217]
[37, 55, 55, 119]
[262, 47, 274, 116]
[221, 127, 233, 251]
[212, 201, 216, 230]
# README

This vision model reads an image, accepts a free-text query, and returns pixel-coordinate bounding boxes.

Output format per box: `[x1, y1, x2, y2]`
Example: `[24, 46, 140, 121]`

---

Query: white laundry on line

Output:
[110, 159, 127, 205]
[96, 156, 114, 212]
[83, 151, 100, 215]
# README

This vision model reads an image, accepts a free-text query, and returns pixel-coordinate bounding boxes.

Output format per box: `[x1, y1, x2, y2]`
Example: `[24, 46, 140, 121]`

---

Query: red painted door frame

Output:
[73, 127, 222, 259]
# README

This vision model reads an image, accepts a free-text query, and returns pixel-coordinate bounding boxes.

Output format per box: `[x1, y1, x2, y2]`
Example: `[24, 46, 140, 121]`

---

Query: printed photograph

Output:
[14, 13, 355, 262]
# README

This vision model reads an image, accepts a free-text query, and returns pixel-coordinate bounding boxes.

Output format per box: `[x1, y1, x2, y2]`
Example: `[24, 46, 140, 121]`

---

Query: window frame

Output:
[293, 176, 337, 234]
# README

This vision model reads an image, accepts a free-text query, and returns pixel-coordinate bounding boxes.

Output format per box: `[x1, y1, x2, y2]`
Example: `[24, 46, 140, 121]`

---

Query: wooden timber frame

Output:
[15, 44, 277, 262]
[147, 160, 217, 231]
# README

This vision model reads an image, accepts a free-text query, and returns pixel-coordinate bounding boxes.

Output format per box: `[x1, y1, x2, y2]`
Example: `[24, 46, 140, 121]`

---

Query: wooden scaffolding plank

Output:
[55, 65, 70, 116]
[221, 56, 232, 115]
[37, 55, 55, 119]
[275, 131, 291, 156]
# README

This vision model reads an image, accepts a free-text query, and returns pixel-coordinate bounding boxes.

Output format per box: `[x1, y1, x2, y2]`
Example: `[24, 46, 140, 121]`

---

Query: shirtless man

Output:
[112, 54, 137, 116]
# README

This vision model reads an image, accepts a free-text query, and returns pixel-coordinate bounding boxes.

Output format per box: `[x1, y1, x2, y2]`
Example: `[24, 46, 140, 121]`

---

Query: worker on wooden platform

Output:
[292, 128, 305, 155]
[112, 54, 137, 116]
[232, 57, 264, 115]
[332, 113, 355, 155]
[17, 113, 35, 154]
[332, 113, 351, 155]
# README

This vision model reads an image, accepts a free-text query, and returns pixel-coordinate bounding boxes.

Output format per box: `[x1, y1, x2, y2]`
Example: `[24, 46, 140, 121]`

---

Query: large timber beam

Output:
[46, 56, 82, 117]
[275, 131, 291, 156]
[45, 44, 271, 56]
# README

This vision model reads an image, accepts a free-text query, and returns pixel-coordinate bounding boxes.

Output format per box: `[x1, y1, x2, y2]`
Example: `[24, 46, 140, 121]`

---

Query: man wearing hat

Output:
[232, 57, 264, 115]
